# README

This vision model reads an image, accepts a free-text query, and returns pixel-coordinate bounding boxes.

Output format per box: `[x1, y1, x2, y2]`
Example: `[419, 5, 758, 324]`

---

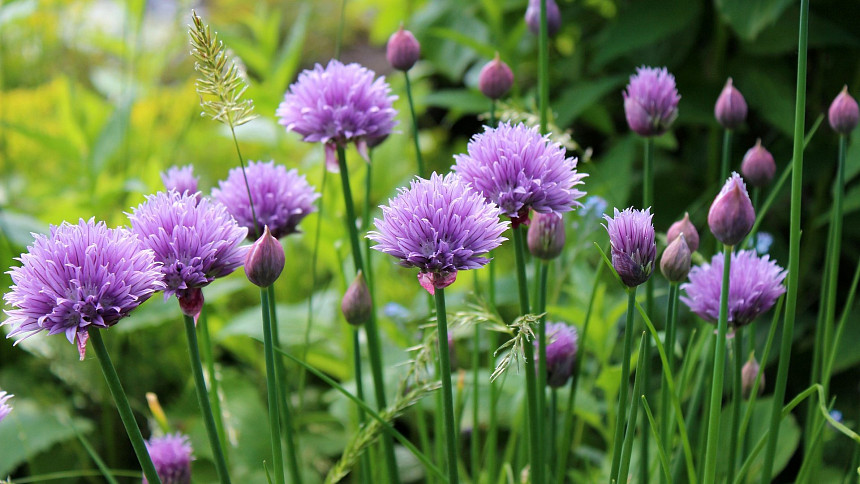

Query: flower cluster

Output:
[453, 122, 586, 227]
[144, 433, 194, 484]
[161, 165, 199, 196]
[623, 66, 680, 137]
[603, 207, 656, 288]
[3, 219, 164, 359]
[368, 173, 509, 294]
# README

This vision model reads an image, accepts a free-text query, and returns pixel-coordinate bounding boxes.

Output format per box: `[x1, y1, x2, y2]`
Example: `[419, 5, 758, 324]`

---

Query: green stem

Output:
[823, 258, 860, 382]
[617, 333, 647, 484]
[538, 0, 549, 135]
[404, 71, 425, 177]
[489, 100, 497, 127]
[537, 261, 549, 479]
[761, 1, 808, 480]
[260, 289, 286, 484]
[471, 323, 481, 481]
[336, 145, 400, 482]
[704, 244, 733, 483]
[228, 127, 259, 239]
[334, 0, 346, 59]
[512, 226, 543, 484]
[822, 134, 847, 390]
[728, 326, 743, 480]
[353, 327, 373, 484]
[549, 389, 558, 477]
[610, 288, 637, 481]
[642, 137, 654, 484]
[182, 315, 231, 484]
[434, 288, 460, 484]
[659, 282, 679, 484]
[486, 328, 499, 484]
[198, 310, 229, 466]
[720, 129, 733, 183]
[87, 330, 159, 484]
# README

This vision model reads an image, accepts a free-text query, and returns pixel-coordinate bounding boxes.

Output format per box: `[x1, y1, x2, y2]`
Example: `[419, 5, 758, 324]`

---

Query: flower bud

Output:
[741, 354, 764, 399]
[714, 78, 747, 130]
[525, 0, 561, 37]
[828, 85, 859, 135]
[244, 226, 285, 287]
[478, 53, 514, 100]
[341, 270, 372, 326]
[741, 139, 776, 187]
[661, 233, 691, 282]
[708, 172, 755, 246]
[386, 26, 420, 71]
[178, 287, 204, 322]
[527, 212, 565, 260]
[666, 212, 699, 253]
[536, 322, 578, 388]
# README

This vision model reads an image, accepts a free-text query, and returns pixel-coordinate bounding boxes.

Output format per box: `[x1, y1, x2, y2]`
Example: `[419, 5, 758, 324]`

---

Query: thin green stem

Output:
[659, 282, 679, 484]
[823, 258, 860, 381]
[642, 136, 654, 484]
[641, 397, 672, 484]
[198, 310, 228, 466]
[228, 127, 259, 239]
[617, 333, 647, 484]
[489, 100, 497, 127]
[471, 323, 481, 481]
[404, 71, 425, 177]
[823, 134, 847, 390]
[610, 288, 637, 481]
[334, 0, 347, 59]
[704, 244, 733, 483]
[486, 328, 499, 484]
[260, 289, 286, 484]
[538, 0, 549, 135]
[537, 261, 549, 479]
[549, 388, 558, 477]
[336, 145, 400, 482]
[720, 129, 733, 183]
[728, 326, 743, 480]
[761, 1, 809, 480]
[435, 288, 460, 484]
[353, 327, 373, 484]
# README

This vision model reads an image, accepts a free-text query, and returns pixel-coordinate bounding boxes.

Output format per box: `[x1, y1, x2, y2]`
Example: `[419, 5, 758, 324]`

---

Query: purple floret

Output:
[143, 433, 193, 484]
[368, 172, 509, 293]
[128, 191, 248, 301]
[3, 219, 164, 359]
[603, 207, 656, 288]
[212, 160, 319, 239]
[681, 250, 787, 327]
[623, 66, 681, 137]
[453, 122, 586, 227]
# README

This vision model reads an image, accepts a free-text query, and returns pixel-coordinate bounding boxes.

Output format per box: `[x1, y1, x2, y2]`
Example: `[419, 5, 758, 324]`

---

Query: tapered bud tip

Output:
[666, 212, 699, 253]
[741, 139, 776, 187]
[478, 53, 514, 100]
[741, 354, 764, 399]
[244, 226, 285, 287]
[525, 0, 562, 37]
[386, 26, 421, 71]
[660, 233, 692, 282]
[527, 212, 566, 260]
[828, 85, 859, 134]
[714, 77, 748, 129]
[342, 270, 372, 326]
[708, 172, 755, 246]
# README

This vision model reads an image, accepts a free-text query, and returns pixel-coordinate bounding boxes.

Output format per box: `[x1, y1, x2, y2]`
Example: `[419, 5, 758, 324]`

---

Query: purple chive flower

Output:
[681, 249, 787, 328]
[161, 165, 199, 196]
[3, 219, 164, 360]
[525, 0, 562, 37]
[368, 173, 509, 294]
[386, 26, 421, 71]
[453, 122, 586, 227]
[342, 270, 372, 326]
[244, 226, 285, 288]
[828, 86, 859, 135]
[661, 233, 692, 283]
[708, 172, 755, 246]
[603, 207, 656, 288]
[714, 78, 748, 130]
[0, 391, 13, 422]
[128, 191, 248, 318]
[535, 322, 578, 388]
[667, 212, 699, 253]
[623, 66, 681, 137]
[143, 433, 193, 484]
[276, 60, 398, 171]
[741, 139, 776, 187]
[212, 160, 319, 240]
[478, 54, 514, 100]
[527, 212, 565, 260]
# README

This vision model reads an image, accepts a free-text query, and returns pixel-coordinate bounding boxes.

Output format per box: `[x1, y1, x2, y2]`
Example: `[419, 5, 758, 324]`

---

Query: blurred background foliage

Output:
[1, 0, 860, 481]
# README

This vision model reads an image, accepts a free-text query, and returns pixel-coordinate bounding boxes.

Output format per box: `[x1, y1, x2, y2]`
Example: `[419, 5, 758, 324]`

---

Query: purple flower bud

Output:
[478, 53, 514, 100]
[0, 390, 13, 423]
[623, 66, 680, 137]
[714, 78, 747, 130]
[828, 85, 859, 135]
[244, 226, 285, 288]
[535, 322, 578, 387]
[527, 212, 566, 260]
[661, 233, 692, 283]
[741, 355, 763, 399]
[342, 270, 372, 326]
[603, 207, 656, 288]
[708, 173, 755, 246]
[143, 433, 193, 484]
[525, 0, 561, 37]
[741, 139, 776, 187]
[178, 288, 204, 322]
[386, 26, 420, 71]
[667, 212, 699, 253]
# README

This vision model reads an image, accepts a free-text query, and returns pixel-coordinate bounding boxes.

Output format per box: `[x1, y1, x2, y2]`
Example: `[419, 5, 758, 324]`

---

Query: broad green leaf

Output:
[554, 76, 627, 128]
[422, 89, 489, 115]
[716, 0, 793, 41]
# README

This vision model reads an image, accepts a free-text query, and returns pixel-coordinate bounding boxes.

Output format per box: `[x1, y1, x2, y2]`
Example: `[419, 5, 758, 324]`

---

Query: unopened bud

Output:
[478, 53, 514, 100]
[708, 172, 755, 246]
[828, 85, 859, 135]
[178, 287, 204, 322]
[244, 226, 285, 287]
[714, 78, 747, 130]
[527, 212, 565, 260]
[667, 212, 699, 253]
[741, 139, 776, 187]
[342, 271, 372, 326]
[661, 233, 692, 282]
[741, 354, 764, 399]
[386, 26, 420, 71]
[525, 0, 561, 37]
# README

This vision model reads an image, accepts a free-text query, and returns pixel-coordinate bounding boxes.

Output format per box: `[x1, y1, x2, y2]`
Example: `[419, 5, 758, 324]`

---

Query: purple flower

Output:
[161, 165, 199, 196]
[276, 60, 398, 171]
[536, 322, 578, 388]
[603, 207, 656, 288]
[740, 139, 776, 188]
[212, 161, 319, 239]
[478, 54, 514, 100]
[708, 172, 755, 246]
[527, 212, 565, 260]
[386, 26, 421, 71]
[0, 391, 13, 423]
[623, 66, 680, 137]
[525, 0, 562, 37]
[453, 122, 586, 227]
[244, 226, 285, 288]
[828, 86, 859, 135]
[128, 191, 248, 317]
[143, 433, 193, 484]
[368, 173, 509, 294]
[666, 212, 699, 253]
[714, 78, 747, 130]
[3, 219, 164, 359]
[681, 250, 787, 327]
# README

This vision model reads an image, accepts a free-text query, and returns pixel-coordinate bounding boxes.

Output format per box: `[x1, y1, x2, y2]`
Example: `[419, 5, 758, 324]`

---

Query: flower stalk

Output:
[434, 288, 460, 484]
[259, 288, 286, 484]
[610, 288, 637, 481]
[404, 71, 425, 177]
